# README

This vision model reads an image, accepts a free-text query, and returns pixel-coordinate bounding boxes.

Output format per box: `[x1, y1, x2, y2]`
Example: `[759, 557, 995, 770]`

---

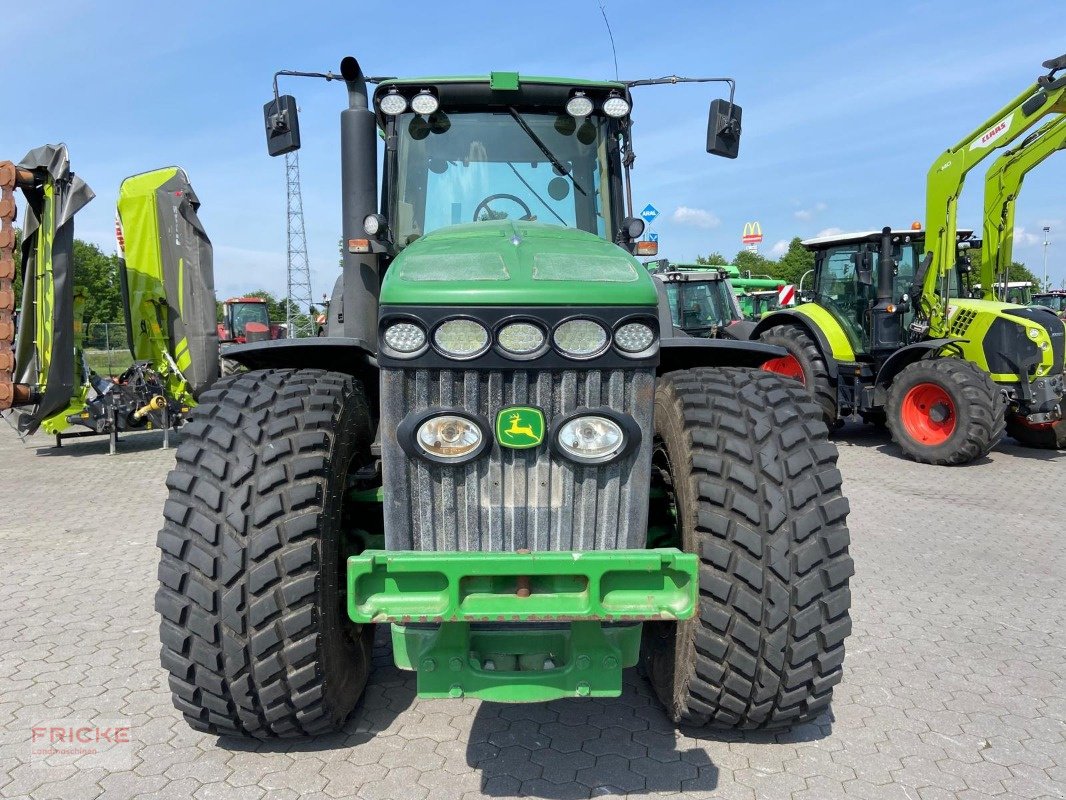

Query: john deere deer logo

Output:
[495, 406, 545, 449]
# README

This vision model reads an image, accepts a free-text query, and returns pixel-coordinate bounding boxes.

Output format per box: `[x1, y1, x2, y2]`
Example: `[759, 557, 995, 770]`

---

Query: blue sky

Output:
[4, 1, 1064, 299]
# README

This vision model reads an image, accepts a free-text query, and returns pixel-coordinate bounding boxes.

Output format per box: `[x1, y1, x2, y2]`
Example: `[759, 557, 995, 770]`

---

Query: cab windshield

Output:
[813, 241, 926, 351]
[1036, 294, 1066, 312]
[664, 281, 740, 334]
[388, 110, 618, 247]
[232, 303, 270, 336]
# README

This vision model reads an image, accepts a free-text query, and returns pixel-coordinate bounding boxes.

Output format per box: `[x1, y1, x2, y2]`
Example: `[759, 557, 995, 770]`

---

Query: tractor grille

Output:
[379, 367, 655, 553]
[950, 307, 978, 337]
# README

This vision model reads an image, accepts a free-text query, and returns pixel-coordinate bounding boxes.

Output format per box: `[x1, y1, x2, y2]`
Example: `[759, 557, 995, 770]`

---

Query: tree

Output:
[13, 237, 123, 326]
[767, 237, 815, 286]
[732, 249, 773, 277]
[695, 252, 728, 266]
[73, 240, 123, 327]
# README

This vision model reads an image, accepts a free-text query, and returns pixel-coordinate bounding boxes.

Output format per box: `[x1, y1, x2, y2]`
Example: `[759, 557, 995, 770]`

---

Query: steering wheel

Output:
[472, 193, 533, 222]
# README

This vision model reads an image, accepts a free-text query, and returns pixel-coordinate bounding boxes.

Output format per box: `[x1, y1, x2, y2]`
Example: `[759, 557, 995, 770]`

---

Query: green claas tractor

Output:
[754, 55, 1066, 464]
[156, 57, 853, 737]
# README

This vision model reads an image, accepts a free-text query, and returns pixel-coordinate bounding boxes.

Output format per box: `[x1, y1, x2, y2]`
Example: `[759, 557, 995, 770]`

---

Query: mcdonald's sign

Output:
[741, 221, 763, 245]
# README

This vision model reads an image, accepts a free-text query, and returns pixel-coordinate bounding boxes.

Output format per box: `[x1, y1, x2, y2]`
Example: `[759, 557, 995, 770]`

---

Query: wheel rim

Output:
[900, 382, 956, 445]
[761, 355, 805, 384]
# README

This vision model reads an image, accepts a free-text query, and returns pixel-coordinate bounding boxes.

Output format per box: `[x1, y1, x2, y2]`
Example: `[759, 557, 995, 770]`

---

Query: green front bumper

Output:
[346, 549, 697, 701]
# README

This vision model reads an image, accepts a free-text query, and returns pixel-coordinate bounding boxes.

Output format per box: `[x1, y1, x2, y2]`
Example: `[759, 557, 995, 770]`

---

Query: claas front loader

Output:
[755, 54, 1066, 464]
[156, 56, 854, 738]
[981, 113, 1066, 447]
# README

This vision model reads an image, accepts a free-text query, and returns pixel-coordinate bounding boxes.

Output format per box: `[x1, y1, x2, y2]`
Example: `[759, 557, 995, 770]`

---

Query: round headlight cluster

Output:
[602, 96, 631, 118]
[614, 322, 656, 353]
[498, 322, 546, 355]
[566, 92, 631, 119]
[434, 319, 490, 358]
[383, 321, 426, 354]
[416, 414, 483, 459]
[553, 320, 609, 358]
[557, 415, 625, 462]
[379, 90, 408, 116]
[565, 94, 595, 117]
[383, 316, 656, 360]
[410, 90, 439, 115]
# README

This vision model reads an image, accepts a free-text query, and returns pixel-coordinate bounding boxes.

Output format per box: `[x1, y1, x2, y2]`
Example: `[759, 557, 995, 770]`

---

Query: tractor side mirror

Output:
[706, 99, 742, 159]
[264, 94, 301, 156]
[854, 251, 873, 285]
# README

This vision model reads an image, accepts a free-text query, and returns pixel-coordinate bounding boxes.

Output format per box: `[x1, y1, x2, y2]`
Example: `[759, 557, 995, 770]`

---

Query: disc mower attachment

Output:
[3, 146, 94, 433]
[116, 168, 219, 402]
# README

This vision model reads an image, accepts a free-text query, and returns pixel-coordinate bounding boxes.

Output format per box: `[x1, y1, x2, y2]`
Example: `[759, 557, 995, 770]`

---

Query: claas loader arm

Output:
[982, 114, 1066, 297]
[919, 54, 1066, 334]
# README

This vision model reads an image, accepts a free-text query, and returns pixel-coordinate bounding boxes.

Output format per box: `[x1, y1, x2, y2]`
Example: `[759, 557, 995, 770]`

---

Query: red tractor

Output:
[217, 297, 285, 344]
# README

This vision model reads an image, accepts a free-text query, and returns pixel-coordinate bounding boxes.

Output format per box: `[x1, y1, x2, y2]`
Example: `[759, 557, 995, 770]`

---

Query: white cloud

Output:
[769, 240, 790, 258]
[794, 202, 827, 222]
[1013, 226, 1045, 247]
[671, 206, 721, 229]
[817, 227, 844, 237]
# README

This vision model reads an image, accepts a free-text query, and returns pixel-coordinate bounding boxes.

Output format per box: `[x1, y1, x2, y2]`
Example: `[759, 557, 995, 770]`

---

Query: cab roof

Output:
[375, 74, 626, 92]
[801, 229, 974, 248]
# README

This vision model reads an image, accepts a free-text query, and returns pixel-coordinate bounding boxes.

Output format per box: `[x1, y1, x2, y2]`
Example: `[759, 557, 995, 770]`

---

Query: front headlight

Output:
[556, 415, 625, 462]
[383, 321, 427, 355]
[416, 415, 483, 459]
[497, 321, 546, 356]
[614, 321, 656, 353]
[434, 319, 489, 358]
[553, 319, 608, 358]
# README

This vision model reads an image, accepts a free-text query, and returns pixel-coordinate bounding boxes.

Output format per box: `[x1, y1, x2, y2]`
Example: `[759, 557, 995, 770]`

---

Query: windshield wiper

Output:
[507, 107, 587, 196]
[505, 163, 568, 226]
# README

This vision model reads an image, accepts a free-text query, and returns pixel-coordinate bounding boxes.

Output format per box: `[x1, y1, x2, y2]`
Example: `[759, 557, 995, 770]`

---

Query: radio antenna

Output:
[598, 1, 619, 81]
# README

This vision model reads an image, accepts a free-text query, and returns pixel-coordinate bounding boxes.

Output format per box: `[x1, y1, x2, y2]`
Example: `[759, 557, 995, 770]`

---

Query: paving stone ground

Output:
[0, 422, 1062, 800]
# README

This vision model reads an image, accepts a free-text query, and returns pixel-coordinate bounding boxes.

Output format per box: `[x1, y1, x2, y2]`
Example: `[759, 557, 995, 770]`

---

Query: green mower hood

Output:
[379, 220, 657, 307]
[12, 144, 94, 434]
[116, 167, 219, 400]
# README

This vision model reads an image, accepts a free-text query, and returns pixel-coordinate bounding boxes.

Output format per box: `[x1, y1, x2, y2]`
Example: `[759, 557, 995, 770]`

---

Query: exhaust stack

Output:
[338, 57, 380, 349]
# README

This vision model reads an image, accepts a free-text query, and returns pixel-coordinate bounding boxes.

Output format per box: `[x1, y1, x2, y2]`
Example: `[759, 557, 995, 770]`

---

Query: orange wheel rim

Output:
[761, 355, 805, 384]
[901, 382, 956, 445]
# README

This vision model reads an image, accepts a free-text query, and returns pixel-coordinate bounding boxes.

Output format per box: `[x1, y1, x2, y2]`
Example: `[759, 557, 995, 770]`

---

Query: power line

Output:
[284, 151, 315, 337]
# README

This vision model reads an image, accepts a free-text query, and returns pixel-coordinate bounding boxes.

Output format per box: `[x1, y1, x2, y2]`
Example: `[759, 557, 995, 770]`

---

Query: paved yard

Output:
[0, 422, 1062, 800]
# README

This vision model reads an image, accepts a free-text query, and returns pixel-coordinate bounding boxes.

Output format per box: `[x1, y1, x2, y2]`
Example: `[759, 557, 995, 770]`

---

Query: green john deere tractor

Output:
[754, 54, 1066, 464]
[156, 57, 853, 737]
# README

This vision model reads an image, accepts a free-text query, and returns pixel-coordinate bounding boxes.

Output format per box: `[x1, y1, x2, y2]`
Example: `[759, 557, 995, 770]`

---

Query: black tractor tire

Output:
[156, 368, 375, 737]
[219, 356, 244, 377]
[758, 324, 838, 427]
[641, 367, 853, 730]
[1006, 402, 1066, 449]
[885, 358, 1006, 466]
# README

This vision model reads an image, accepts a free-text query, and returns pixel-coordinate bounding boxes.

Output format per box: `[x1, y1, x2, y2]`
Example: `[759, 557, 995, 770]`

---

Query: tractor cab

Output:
[745, 289, 783, 320]
[219, 297, 273, 343]
[800, 228, 972, 359]
[647, 264, 744, 336]
[1034, 290, 1066, 318]
[970, 281, 1034, 306]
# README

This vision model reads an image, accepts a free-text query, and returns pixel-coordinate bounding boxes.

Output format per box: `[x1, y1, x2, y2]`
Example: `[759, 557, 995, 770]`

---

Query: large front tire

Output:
[886, 359, 1005, 465]
[641, 368, 853, 729]
[156, 368, 374, 737]
[758, 324, 838, 427]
